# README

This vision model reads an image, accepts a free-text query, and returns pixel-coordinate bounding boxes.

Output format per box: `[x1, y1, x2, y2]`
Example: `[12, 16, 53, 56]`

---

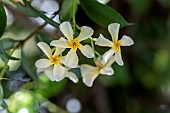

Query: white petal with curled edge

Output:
[100, 67, 114, 75]
[59, 22, 73, 40]
[50, 40, 69, 48]
[37, 42, 52, 58]
[53, 65, 66, 81]
[44, 66, 54, 81]
[115, 50, 124, 66]
[95, 34, 112, 47]
[79, 45, 94, 58]
[66, 72, 78, 83]
[108, 23, 120, 41]
[102, 49, 115, 64]
[64, 49, 78, 68]
[119, 35, 134, 46]
[35, 59, 52, 68]
[81, 64, 99, 87]
[77, 26, 94, 42]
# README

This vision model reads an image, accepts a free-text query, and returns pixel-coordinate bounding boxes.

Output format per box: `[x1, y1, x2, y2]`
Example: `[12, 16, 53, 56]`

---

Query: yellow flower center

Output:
[69, 39, 80, 51]
[50, 55, 60, 65]
[113, 41, 120, 51]
[95, 61, 103, 73]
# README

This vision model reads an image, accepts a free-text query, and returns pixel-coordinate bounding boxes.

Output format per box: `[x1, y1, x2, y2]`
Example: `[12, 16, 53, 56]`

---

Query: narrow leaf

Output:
[0, 2, 7, 38]
[80, 0, 129, 28]
[21, 49, 38, 81]
[59, 0, 73, 22]
[59, 0, 78, 22]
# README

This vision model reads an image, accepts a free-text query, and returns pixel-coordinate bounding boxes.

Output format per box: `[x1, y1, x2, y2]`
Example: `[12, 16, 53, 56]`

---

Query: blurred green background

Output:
[1, 0, 170, 113]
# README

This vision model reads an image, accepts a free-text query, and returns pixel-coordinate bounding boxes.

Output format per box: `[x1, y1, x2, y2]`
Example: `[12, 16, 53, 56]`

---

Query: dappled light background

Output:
[1, 0, 170, 113]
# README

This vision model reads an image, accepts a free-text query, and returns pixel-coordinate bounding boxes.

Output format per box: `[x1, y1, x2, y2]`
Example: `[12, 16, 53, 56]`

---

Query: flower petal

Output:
[119, 35, 134, 46]
[64, 49, 78, 68]
[44, 66, 55, 81]
[37, 68, 44, 73]
[104, 56, 115, 67]
[53, 65, 66, 81]
[59, 22, 73, 40]
[50, 39, 69, 48]
[100, 66, 114, 75]
[95, 34, 112, 47]
[77, 26, 94, 41]
[35, 59, 52, 68]
[66, 72, 78, 83]
[54, 48, 65, 56]
[115, 50, 124, 66]
[95, 57, 104, 67]
[59, 37, 68, 42]
[102, 49, 115, 64]
[79, 44, 94, 58]
[108, 23, 120, 41]
[81, 64, 99, 87]
[60, 56, 66, 64]
[37, 42, 52, 58]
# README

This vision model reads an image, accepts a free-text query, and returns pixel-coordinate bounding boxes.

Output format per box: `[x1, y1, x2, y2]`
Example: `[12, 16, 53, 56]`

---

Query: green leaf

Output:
[0, 2, 7, 38]
[21, 37, 43, 81]
[17, 4, 39, 17]
[80, 0, 129, 28]
[21, 48, 38, 81]
[59, 0, 78, 22]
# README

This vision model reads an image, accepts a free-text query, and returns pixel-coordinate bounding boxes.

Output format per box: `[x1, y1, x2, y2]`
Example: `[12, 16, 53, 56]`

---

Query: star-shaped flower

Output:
[80, 56, 115, 87]
[51, 22, 94, 68]
[35, 42, 67, 81]
[95, 23, 134, 66]
[37, 66, 78, 83]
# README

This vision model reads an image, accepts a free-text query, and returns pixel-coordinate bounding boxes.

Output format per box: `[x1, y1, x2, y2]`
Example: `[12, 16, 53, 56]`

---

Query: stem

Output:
[23, 23, 47, 43]
[72, 0, 76, 33]
[90, 39, 97, 61]
[76, 24, 80, 30]
[95, 51, 101, 57]
[0, 46, 16, 78]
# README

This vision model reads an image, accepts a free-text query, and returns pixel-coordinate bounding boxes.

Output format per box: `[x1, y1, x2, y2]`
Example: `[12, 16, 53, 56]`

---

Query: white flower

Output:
[38, 66, 79, 83]
[95, 23, 134, 66]
[80, 56, 115, 87]
[51, 22, 94, 68]
[35, 42, 67, 82]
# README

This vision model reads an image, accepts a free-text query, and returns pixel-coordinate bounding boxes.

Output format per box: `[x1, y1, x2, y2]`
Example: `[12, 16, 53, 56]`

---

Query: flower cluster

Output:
[35, 22, 134, 87]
